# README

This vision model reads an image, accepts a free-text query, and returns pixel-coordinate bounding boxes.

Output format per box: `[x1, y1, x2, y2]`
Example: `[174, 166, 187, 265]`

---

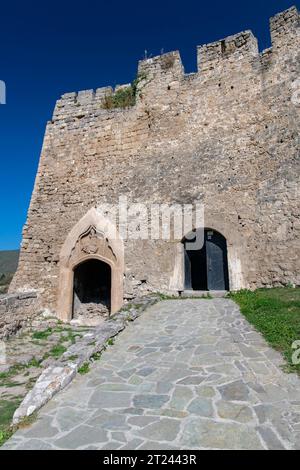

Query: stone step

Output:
[180, 290, 228, 298]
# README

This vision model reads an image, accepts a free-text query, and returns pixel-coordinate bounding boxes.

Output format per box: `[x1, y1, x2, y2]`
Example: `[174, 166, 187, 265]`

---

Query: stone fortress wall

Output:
[9, 6, 300, 318]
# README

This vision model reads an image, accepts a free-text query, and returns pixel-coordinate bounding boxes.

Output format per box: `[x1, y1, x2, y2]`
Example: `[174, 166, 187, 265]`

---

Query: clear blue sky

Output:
[0, 0, 298, 250]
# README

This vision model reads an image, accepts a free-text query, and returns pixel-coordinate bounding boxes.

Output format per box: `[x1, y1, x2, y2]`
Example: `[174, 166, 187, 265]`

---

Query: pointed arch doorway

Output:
[183, 228, 229, 291]
[57, 208, 124, 322]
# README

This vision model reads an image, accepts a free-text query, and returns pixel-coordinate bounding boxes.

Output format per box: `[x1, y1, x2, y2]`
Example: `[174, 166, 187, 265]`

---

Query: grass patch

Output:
[53, 326, 73, 334]
[121, 303, 133, 312]
[0, 364, 25, 380]
[0, 412, 37, 447]
[0, 398, 21, 447]
[91, 351, 102, 361]
[0, 428, 13, 446]
[32, 328, 53, 340]
[48, 344, 67, 359]
[155, 292, 178, 301]
[0, 357, 41, 390]
[78, 362, 90, 375]
[107, 338, 115, 346]
[63, 354, 78, 362]
[26, 357, 41, 368]
[121, 302, 143, 312]
[0, 381, 24, 388]
[230, 288, 300, 374]
[58, 329, 82, 345]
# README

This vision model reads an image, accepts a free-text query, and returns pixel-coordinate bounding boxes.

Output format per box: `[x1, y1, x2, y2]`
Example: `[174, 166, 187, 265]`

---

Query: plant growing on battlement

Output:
[102, 72, 148, 110]
[160, 54, 175, 70]
[102, 86, 135, 110]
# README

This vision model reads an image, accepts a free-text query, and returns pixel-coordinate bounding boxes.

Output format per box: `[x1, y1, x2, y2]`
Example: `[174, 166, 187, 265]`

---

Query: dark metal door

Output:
[206, 232, 229, 290]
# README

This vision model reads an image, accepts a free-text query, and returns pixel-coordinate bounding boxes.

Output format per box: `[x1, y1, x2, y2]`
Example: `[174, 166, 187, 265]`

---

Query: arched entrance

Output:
[57, 208, 124, 322]
[73, 259, 111, 319]
[183, 228, 229, 291]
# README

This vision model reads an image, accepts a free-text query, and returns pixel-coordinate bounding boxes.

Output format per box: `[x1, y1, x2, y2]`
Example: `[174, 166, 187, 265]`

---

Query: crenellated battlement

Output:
[52, 6, 299, 122]
[270, 5, 299, 48]
[197, 31, 259, 72]
[137, 51, 184, 80]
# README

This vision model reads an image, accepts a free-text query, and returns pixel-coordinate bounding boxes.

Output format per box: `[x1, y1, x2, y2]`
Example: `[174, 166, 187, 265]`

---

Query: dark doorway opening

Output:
[183, 229, 229, 291]
[73, 259, 111, 317]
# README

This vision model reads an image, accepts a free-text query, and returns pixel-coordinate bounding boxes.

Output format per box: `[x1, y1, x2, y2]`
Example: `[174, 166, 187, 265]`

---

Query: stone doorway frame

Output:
[57, 208, 124, 321]
[182, 228, 229, 291]
[170, 223, 246, 292]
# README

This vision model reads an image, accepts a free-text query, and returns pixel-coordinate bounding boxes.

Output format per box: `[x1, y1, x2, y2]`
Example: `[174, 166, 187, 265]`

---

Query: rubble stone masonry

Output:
[10, 7, 300, 319]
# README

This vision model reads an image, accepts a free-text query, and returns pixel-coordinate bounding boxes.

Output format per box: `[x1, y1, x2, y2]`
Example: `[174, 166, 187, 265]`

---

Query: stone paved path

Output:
[2, 299, 300, 450]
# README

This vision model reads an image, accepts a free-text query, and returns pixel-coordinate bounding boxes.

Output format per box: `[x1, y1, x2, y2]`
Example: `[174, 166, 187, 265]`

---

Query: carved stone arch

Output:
[57, 208, 124, 321]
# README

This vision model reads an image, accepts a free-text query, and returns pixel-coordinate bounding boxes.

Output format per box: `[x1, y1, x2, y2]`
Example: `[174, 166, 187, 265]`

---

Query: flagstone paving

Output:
[2, 299, 300, 450]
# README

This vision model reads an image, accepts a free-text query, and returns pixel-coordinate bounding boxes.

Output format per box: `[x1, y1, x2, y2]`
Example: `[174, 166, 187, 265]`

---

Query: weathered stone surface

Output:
[216, 401, 254, 423]
[55, 407, 94, 432]
[0, 291, 40, 339]
[187, 397, 214, 417]
[218, 380, 250, 401]
[21, 416, 59, 438]
[135, 418, 181, 442]
[133, 394, 169, 409]
[181, 418, 264, 449]
[8, 6, 300, 319]
[256, 426, 286, 450]
[168, 386, 194, 410]
[89, 391, 133, 409]
[12, 364, 77, 425]
[177, 375, 206, 385]
[87, 412, 129, 430]
[55, 425, 108, 449]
